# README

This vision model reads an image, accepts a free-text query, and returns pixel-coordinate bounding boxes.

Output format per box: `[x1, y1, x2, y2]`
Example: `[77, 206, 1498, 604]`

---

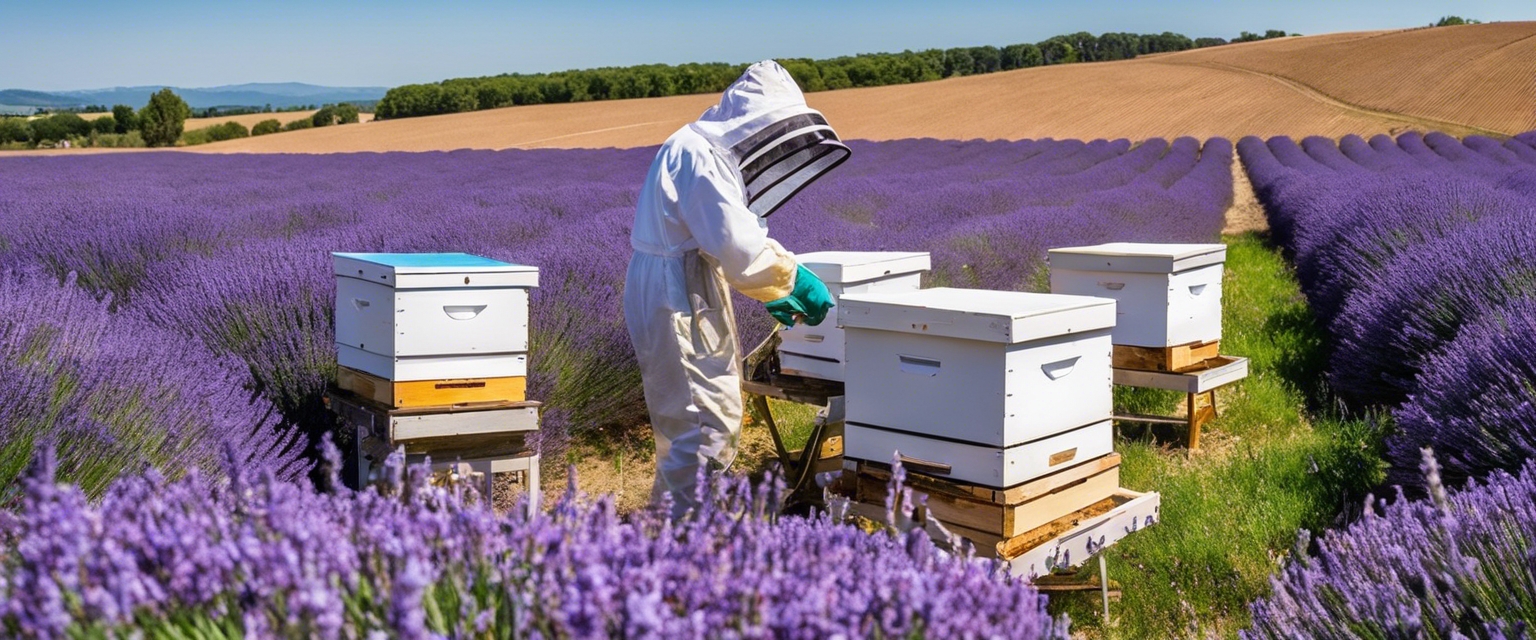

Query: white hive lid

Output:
[1048, 243, 1226, 273]
[332, 252, 539, 288]
[796, 251, 931, 284]
[839, 287, 1115, 344]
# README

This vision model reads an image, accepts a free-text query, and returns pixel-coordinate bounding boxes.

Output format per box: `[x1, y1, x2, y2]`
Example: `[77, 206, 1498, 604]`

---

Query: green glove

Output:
[765, 265, 834, 327]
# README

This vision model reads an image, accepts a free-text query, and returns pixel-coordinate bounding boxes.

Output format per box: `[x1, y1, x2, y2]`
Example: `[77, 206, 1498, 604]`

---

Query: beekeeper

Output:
[625, 60, 850, 517]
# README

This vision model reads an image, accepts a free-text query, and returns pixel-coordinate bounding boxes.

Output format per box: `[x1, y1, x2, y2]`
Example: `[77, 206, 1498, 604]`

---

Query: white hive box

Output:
[778, 251, 930, 381]
[333, 253, 538, 382]
[1048, 243, 1225, 348]
[845, 420, 1114, 488]
[838, 288, 1115, 486]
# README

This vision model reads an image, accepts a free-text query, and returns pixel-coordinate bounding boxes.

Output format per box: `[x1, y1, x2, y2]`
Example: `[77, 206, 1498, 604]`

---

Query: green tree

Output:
[1194, 37, 1228, 48]
[282, 118, 313, 132]
[251, 119, 281, 136]
[92, 115, 117, 135]
[138, 88, 191, 147]
[968, 46, 1002, 74]
[1039, 38, 1078, 65]
[1435, 16, 1478, 26]
[1000, 44, 1044, 69]
[334, 103, 360, 124]
[111, 104, 137, 132]
[1063, 32, 1100, 61]
[311, 106, 337, 127]
[29, 113, 91, 143]
[0, 118, 29, 145]
[943, 48, 975, 77]
[1097, 33, 1142, 60]
[205, 121, 249, 142]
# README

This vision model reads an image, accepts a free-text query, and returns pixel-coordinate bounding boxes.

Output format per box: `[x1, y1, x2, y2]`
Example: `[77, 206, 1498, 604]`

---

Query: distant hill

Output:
[0, 83, 387, 111]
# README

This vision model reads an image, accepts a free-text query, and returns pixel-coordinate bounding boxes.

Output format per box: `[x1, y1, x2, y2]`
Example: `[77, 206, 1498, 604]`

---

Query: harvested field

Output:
[182, 110, 374, 130]
[73, 109, 373, 129]
[1164, 22, 1536, 136]
[57, 109, 371, 129]
[162, 22, 1535, 154]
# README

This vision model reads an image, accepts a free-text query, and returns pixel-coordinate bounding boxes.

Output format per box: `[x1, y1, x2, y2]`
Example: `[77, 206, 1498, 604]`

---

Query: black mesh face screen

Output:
[730, 113, 830, 161]
[745, 143, 850, 218]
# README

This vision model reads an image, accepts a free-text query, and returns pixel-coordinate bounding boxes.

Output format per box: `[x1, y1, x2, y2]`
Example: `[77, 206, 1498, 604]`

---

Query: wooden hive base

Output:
[337, 366, 526, 409]
[950, 493, 1137, 561]
[841, 489, 1157, 566]
[1112, 339, 1220, 373]
[852, 453, 1122, 539]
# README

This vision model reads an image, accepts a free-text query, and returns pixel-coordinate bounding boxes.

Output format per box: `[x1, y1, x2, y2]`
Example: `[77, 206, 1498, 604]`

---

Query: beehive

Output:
[839, 288, 1116, 488]
[1048, 243, 1225, 348]
[777, 251, 929, 381]
[333, 252, 538, 382]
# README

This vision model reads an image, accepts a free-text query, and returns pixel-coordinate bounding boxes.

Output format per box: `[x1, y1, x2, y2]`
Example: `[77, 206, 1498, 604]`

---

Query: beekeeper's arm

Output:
[678, 146, 834, 325]
[678, 147, 797, 301]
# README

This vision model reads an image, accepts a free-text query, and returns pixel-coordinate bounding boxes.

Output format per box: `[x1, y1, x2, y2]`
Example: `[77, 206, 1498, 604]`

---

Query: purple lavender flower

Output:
[0, 270, 302, 497]
[0, 443, 1070, 637]
[1389, 298, 1536, 489]
[1244, 455, 1536, 639]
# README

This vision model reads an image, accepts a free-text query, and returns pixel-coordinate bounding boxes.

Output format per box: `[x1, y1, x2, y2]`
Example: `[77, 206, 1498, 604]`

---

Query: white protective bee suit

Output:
[625, 60, 850, 516]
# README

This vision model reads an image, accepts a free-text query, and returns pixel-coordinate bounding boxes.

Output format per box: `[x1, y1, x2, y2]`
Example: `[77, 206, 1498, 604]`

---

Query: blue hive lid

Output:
[332, 252, 535, 274]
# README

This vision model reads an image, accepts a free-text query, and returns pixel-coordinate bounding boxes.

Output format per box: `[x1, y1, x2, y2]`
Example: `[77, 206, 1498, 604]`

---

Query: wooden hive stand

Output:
[1110, 340, 1248, 450]
[325, 389, 542, 513]
[835, 456, 1158, 621]
[741, 330, 848, 509]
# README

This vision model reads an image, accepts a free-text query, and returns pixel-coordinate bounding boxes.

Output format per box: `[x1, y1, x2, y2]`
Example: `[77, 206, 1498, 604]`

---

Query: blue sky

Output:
[7, 0, 1530, 91]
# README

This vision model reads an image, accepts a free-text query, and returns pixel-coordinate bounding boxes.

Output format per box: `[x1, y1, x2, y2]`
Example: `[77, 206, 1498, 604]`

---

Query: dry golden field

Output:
[75, 109, 374, 130]
[22, 22, 1536, 155]
[183, 110, 376, 130]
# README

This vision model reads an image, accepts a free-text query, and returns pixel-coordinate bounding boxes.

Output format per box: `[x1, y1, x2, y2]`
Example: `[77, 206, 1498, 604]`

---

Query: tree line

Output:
[375, 28, 1297, 119]
[1, 89, 364, 150]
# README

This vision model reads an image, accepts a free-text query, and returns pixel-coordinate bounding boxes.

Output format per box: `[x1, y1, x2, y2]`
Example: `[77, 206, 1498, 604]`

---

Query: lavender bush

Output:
[1329, 213, 1536, 407]
[0, 442, 1069, 638]
[0, 270, 303, 500]
[1244, 451, 1536, 639]
[1389, 298, 1536, 489]
[1239, 130, 1536, 486]
[0, 139, 1231, 473]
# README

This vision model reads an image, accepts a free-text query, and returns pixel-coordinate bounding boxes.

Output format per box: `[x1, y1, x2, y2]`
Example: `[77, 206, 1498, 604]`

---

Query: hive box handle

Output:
[443, 305, 488, 320]
[1041, 356, 1080, 380]
[898, 454, 952, 476]
[1099, 282, 1126, 291]
[352, 298, 371, 310]
[804, 334, 825, 343]
[898, 355, 941, 376]
[1188, 283, 1208, 296]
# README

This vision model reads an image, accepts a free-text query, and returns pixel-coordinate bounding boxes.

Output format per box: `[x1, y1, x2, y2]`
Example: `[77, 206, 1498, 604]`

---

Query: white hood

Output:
[690, 60, 851, 217]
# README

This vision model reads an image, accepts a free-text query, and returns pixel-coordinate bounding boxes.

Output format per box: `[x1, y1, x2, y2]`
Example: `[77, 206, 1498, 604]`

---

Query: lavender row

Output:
[0, 270, 304, 500]
[1245, 451, 1536, 639]
[0, 443, 1068, 638]
[1237, 131, 1536, 487]
[0, 138, 1231, 479]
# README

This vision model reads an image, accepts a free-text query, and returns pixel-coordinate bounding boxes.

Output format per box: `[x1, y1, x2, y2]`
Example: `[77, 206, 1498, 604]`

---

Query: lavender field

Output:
[1238, 131, 1536, 488]
[1238, 131, 1536, 638]
[0, 137, 1232, 492]
[0, 138, 1237, 636]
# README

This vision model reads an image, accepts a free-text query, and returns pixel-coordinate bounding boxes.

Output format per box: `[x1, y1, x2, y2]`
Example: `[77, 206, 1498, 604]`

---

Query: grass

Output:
[1055, 233, 1385, 638]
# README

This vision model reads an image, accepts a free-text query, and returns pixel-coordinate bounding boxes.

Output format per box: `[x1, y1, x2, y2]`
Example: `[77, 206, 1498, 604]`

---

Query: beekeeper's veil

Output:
[689, 60, 851, 217]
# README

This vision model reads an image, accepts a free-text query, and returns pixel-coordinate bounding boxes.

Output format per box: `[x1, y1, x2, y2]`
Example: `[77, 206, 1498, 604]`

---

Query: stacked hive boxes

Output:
[838, 288, 1147, 565]
[330, 252, 541, 504]
[777, 251, 930, 382]
[1048, 243, 1226, 363]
